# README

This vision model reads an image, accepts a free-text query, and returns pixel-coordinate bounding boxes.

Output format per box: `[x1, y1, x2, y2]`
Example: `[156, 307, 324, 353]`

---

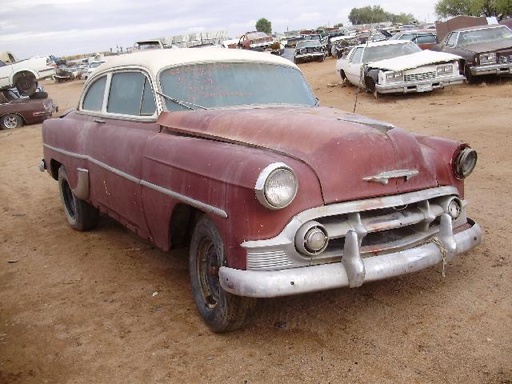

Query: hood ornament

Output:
[363, 169, 419, 185]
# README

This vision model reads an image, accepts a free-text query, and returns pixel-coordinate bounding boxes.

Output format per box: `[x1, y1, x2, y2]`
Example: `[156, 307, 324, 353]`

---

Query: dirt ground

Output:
[0, 57, 511, 384]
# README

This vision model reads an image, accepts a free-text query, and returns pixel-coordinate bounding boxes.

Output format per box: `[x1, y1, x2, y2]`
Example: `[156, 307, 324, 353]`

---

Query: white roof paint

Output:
[92, 48, 297, 77]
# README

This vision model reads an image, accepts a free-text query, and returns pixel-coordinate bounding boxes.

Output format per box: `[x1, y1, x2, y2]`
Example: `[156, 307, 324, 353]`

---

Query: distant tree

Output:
[333, 23, 344, 28]
[348, 6, 416, 25]
[256, 18, 272, 34]
[435, 0, 512, 20]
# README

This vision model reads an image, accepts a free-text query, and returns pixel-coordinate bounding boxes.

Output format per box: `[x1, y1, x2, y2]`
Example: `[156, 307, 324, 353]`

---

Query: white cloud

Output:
[0, 0, 437, 58]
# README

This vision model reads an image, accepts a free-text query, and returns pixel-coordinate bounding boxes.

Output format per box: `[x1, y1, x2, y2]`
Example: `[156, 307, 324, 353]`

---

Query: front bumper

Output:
[375, 74, 465, 94]
[220, 215, 482, 298]
[471, 63, 512, 76]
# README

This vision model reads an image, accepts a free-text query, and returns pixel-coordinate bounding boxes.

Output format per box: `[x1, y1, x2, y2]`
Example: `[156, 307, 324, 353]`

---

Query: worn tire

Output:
[0, 114, 23, 129]
[14, 72, 38, 96]
[464, 64, 475, 84]
[189, 215, 256, 333]
[58, 166, 99, 231]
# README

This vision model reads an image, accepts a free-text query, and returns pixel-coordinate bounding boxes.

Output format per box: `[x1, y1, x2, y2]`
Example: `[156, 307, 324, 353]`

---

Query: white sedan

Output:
[335, 40, 464, 97]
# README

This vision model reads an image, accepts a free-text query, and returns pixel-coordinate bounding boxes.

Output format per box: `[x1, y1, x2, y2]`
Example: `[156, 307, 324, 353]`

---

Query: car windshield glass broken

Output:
[159, 62, 317, 111]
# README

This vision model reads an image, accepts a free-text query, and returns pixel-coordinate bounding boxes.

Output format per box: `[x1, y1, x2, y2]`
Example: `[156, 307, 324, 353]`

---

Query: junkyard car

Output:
[238, 31, 275, 52]
[0, 52, 56, 96]
[40, 49, 481, 332]
[0, 88, 57, 129]
[431, 24, 512, 83]
[336, 40, 464, 97]
[294, 40, 326, 63]
[389, 29, 438, 50]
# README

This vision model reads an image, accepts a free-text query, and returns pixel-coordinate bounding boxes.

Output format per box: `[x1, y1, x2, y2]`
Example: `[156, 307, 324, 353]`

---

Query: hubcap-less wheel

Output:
[61, 176, 77, 221]
[57, 166, 99, 231]
[197, 237, 221, 309]
[189, 216, 256, 332]
[15, 73, 37, 96]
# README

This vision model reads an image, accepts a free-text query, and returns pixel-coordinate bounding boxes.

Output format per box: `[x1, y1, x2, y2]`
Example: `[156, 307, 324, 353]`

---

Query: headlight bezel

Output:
[255, 162, 298, 210]
[385, 70, 404, 83]
[453, 146, 478, 179]
[479, 52, 497, 65]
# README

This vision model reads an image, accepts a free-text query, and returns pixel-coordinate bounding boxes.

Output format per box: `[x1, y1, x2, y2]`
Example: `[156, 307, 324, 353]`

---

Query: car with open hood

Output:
[40, 48, 481, 332]
[431, 24, 512, 83]
[336, 40, 465, 97]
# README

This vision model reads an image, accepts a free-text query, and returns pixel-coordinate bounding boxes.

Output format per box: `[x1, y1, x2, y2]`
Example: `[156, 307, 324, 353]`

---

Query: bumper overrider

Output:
[220, 189, 482, 298]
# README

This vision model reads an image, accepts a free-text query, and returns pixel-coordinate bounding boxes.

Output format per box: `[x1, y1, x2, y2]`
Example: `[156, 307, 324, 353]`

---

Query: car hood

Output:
[367, 50, 462, 71]
[458, 40, 512, 54]
[157, 106, 440, 203]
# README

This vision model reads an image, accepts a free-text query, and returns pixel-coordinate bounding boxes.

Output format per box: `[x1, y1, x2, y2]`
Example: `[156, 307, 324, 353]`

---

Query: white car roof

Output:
[92, 48, 297, 76]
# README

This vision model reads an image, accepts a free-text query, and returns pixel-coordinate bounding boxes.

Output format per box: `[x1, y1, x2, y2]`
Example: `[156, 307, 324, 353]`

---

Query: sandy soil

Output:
[0, 58, 511, 384]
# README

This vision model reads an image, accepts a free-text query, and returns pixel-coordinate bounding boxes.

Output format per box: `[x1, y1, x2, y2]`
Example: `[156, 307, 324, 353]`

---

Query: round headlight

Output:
[454, 147, 477, 179]
[255, 163, 298, 210]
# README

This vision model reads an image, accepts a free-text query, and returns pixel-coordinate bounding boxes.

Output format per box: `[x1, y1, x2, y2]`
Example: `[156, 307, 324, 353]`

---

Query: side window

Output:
[82, 76, 107, 111]
[351, 47, 364, 63]
[446, 33, 458, 47]
[107, 72, 156, 116]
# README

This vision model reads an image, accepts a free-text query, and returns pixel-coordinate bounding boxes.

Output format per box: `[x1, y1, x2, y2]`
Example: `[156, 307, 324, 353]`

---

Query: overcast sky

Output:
[1, 0, 438, 59]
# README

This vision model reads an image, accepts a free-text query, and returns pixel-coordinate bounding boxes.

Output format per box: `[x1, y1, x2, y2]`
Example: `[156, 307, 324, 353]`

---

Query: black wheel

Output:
[0, 114, 23, 129]
[58, 166, 99, 231]
[14, 72, 38, 96]
[464, 64, 475, 84]
[364, 75, 379, 98]
[189, 216, 256, 332]
[339, 70, 348, 86]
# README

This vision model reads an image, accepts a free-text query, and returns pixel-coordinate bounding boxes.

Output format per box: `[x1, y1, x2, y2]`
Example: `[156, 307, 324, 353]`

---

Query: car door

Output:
[344, 47, 364, 86]
[80, 70, 158, 238]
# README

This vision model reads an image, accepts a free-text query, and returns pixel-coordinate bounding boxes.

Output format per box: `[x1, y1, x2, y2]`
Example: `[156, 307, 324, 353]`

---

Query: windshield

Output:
[159, 62, 317, 111]
[459, 26, 512, 46]
[296, 41, 322, 49]
[363, 42, 421, 62]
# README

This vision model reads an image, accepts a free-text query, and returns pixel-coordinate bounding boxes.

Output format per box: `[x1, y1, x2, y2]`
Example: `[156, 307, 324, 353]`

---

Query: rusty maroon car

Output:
[40, 49, 482, 332]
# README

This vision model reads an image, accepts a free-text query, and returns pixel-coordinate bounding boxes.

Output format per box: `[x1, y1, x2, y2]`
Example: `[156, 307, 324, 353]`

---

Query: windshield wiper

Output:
[156, 91, 207, 110]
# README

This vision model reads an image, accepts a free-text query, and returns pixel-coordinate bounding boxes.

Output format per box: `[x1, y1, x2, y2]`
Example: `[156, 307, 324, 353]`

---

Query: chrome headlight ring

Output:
[255, 162, 298, 210]
[453, 146, 477, 179]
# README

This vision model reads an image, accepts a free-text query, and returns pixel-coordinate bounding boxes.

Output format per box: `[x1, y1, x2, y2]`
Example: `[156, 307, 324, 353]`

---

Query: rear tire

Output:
[14, 72, 38, 96]
[189, 215, 256, 332]
[58, 166, 99, 231]
[0, 114, 23, 129]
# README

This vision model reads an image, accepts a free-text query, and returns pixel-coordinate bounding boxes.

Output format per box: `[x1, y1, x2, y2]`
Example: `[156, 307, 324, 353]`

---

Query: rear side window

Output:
[107, 72, 156, 116]
[82, 76, 106, 111]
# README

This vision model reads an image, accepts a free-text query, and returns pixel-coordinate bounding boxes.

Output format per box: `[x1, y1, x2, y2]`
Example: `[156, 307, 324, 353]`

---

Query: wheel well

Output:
[169, 204, 200, 249]
[49, 159, 62, 181]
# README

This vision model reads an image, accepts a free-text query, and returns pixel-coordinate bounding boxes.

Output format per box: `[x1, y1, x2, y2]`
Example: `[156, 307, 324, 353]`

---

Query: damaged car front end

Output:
[364, 49, 465, 96]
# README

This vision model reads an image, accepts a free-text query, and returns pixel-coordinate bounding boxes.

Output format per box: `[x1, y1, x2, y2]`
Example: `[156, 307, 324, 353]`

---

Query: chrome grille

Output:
[244, 188, 466, 271]
[404, 71, 436, 82]
[498, 51, 512, 63]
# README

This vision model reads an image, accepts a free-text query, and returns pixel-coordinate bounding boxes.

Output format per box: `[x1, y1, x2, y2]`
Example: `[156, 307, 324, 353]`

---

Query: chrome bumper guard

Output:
[219, 214, 482, 298]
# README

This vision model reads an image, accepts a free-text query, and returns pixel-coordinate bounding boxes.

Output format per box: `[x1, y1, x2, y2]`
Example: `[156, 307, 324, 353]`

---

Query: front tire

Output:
[0, 114, 23, 129]
[189, 215, 256, 332]
[58, 166, 99, 231]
